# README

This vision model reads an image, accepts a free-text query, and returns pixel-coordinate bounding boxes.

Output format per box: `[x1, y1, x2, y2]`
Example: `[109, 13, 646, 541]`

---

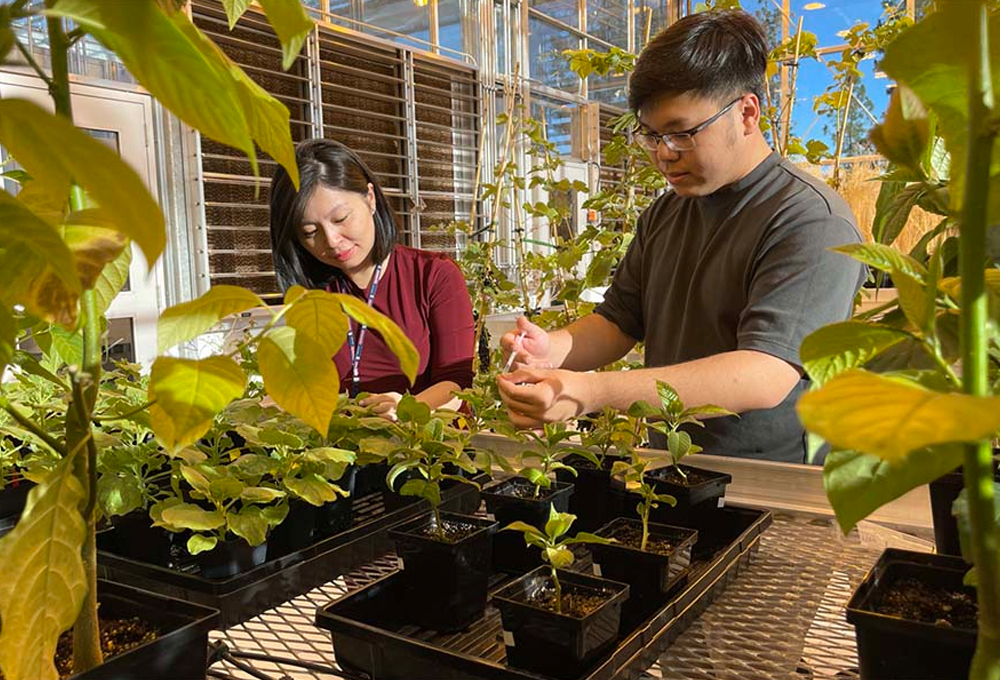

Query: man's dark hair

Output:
[628, 9, 768, 114]
[269, 138, 398, 291]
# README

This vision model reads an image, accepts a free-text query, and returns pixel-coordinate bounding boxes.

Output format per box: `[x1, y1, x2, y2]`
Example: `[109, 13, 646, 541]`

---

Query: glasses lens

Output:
[666, 134, 696, 151]
[635, 132, 658, 150]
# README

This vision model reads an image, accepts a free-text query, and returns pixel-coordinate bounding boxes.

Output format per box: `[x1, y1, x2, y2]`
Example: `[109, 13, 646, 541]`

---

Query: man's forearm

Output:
[584, 350, 802, 414]
[548, 314, 636, 371]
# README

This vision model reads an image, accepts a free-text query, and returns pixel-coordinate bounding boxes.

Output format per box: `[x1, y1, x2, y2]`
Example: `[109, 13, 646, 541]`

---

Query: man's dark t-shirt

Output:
[594, 152, 866, 464]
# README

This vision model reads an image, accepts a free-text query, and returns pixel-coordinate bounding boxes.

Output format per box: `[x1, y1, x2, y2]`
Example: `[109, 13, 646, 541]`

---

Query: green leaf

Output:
[302, 447, 356, 465]
[0, 189, 81, 326]
[285, 473, 345, 506]
[230, 453, 272, 477]
[0, 305, 15, 378]
[258, 326, 340, 435]
[161, 503, 226, 531]
[258, 0, 313, 70]
[545, 545, 575, 569]
[869, 85, 929, 174]
[49, 325, 83, 367]
[0, 455, 87, 680]
[257, 427, 304, 449]
[186, 534, 218, 555]
[261, 503, 289, 526]
[872, 182, 922, 250]
[563, 531, 616, 546]
[209, 477, 245, 501]
[241, 486, 286, 504]
[656, 380, 683, 417]
[396, 394, 431, 425]
[180, 465, 213, 495]
[149, 356, 247, 453]
[332, 293, 419, 385]
[800, 321, 910, 385]
[228, 505, 270, 546]
[544, 506, 574, 540]
[399, 477, 441, 507]
[221, 0, 252, 28]
[98, 475, 145, 518]
[798, 370, 1000, 463]
[832, 243, 927, 280]
[521, 467, 551, 488]
[954, 483, 1000, 564]
[91, 240, 132, 320]
[500, 521, 546, 539]
[285, 288, 349, 356]
[0, 99, 164, 265]
[157, 285, 263, 353]
[894, 269, 933, 333]
[824, 446, 964, 534]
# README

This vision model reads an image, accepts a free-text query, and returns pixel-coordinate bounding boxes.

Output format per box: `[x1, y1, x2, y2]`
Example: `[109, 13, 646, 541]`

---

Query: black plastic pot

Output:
[590, 517, 698, 628]
[928, 453, 1000, 556]
[0, 579, 219, 679]
[846, 548, 976, 680]
[109, 509, 174, 567]
[646, 464, 732, 526]
[0, 477, 33, 522]
[266, 499, 319, 560]
[197, 537, 268, 579]
[492, 566, 629, 679]
[388, 511, 498, 632]
[354, 460, 389, 498]
[482, 478, 574, 574]
[554, 453, 627, 532]
[314, 466, 358, 539]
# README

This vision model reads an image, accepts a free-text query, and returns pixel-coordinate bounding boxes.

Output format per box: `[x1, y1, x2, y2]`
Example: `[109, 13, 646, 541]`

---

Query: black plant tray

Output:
[316, 504, 772, 680]
[97, 480, 484, 628]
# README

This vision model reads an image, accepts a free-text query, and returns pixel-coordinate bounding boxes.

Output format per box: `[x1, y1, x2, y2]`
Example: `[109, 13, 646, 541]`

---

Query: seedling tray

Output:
[316, 505, 772, 680]
[97, 480, 483, 628]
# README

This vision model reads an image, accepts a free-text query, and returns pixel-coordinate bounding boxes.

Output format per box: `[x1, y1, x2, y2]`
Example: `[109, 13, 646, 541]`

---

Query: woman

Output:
[269, 139, 474, 420]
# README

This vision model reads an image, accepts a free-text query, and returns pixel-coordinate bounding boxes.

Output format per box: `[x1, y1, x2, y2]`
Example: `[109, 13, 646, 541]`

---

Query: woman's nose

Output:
[318, 224, 343, 249]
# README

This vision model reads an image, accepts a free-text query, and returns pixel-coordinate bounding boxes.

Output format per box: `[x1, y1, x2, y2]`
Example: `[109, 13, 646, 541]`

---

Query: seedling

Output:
[611, 454, 677, 552]
[571, 406, 643, 469]
[518, 422, 578, 497]
[502, 505, 614, 614]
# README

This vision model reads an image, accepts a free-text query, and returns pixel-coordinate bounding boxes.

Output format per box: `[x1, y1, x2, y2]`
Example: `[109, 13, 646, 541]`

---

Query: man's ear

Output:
[740, 94, 763, 135]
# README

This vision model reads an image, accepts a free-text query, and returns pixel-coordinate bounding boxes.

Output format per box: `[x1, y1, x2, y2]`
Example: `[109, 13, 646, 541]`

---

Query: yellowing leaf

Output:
[939, 269, 1000, 300]
[0, 305, 15, 377]
[285, 289, 349, 356]
[157, 285, 264, 353]
[50, 0, 258, 178]
[160, 503, 226, 531]
[258, 0, 313, 70]
[0, 455, 87, 680]
[832, 243, 927, 280]
[893, 268, 933, 332]
[62, 219, 129, 290]
[869, 85, 930, 173]
[149, 356, 247, 453]
[0, 99, 164, 265]
[221, 0, 252, 28]
[332, 293, 419, 385]
[91, 242, 132, 321]
[258, 326, 339, 435]
[798, 370, 1000, 462]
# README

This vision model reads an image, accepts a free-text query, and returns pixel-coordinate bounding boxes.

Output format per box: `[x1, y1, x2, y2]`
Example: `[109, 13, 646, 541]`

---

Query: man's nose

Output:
[656, 139, 682, 163]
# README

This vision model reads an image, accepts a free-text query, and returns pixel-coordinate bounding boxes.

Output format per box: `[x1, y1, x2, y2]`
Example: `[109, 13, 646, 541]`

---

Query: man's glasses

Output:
[632, 96, 744, 152]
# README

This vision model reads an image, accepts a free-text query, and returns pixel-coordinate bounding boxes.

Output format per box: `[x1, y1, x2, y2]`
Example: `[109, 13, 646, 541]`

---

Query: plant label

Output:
[502, 630, 515, 647]
[717, 497, 726, 508]
[396, 556, 404, 570]
[593, 563, 603, 577]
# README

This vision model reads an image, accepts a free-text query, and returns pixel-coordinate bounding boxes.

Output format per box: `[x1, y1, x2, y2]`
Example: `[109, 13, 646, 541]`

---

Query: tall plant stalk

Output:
[45, 9, 104, 670]
[831, 76, 856, 188]
[961, 5, 1000, 677]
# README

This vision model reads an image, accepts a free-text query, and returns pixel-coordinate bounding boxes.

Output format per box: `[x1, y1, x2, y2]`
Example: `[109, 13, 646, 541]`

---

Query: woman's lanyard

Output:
[340, 263, 383, 398]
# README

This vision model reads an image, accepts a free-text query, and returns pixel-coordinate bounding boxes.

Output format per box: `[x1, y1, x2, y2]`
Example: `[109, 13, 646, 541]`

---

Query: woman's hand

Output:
[359, 391, 404, 421]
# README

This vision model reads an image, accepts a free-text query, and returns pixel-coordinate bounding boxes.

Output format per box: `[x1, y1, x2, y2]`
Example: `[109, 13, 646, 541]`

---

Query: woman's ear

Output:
[367, 183, 376, 215]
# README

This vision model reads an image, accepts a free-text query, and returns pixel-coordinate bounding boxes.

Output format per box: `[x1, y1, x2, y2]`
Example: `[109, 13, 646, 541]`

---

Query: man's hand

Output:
[497, 367, 593, 429]
[359, 391, 403, 421]
[500, 316, 553, 370]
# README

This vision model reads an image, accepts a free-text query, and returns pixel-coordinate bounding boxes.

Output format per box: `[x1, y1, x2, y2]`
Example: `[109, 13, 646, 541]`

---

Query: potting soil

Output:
[647, 466, 717, 486]
[414, 518, 482, 543]
[516, 578, 617, 618]
[602, 522, 683, 556]
[872, 576, 977, 629]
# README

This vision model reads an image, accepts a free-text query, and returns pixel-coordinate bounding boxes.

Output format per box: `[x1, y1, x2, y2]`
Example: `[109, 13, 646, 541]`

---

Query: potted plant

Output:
[482, 422, 576, 573]
[631, 381, 735, 526]
[795, 4, 1000, 677]
[556, 406, 640, 531]
[590, 448, 697, 626]
[382, 395, 496, 632]
[0, 2, 419, 677]
[493, 505, 627, 679]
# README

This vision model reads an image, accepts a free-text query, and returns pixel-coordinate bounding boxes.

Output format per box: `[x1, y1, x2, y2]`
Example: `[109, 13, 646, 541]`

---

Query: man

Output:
[498, 9, 865, 464]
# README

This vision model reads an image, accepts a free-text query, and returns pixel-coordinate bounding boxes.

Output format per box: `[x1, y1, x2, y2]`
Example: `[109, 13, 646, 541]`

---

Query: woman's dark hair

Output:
[269, 138, 399, 291]
[628, 9, 768, 114]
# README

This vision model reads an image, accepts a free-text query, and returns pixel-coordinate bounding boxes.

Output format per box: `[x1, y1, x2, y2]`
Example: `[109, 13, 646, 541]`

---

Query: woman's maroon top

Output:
[327, 245, 475, 395]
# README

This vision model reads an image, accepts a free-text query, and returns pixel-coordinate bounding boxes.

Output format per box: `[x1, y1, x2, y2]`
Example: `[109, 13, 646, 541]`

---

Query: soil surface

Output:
[647, 465, 717, 486]
[517, 577, 616, 618]
[0, 617, 158, 680]
[871, 576, 977, 629]
[495, 478, 556, 500]
[600, 522, 687, 557]
[416, 519, 481, 544]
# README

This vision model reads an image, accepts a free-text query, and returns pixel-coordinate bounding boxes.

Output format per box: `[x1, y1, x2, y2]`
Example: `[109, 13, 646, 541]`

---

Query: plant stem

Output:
[13, 39, 54, 88]
[0, 400, 66, 454]
[640, 500, 650, 553]
[831, 76, 856, 189]
[960, 5, 1000, 678]
[432, 505, 445, 542]
[780, 17, 805, 156]
[46, 7, 105, 671]
[551, 565, 562, 615]
[92, 399, 157, 423]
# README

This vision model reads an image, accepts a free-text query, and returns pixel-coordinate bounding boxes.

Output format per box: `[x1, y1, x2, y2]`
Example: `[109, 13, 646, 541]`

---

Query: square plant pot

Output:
[590, 517, 698, 627]
[492, 565, 629, 679]
[554, 453, 628, 532]
[846, 548, 976, 680]
[928, 452, 999, 557]
[388, 511, 498, 632]
[646, 464, 732, 527]
[482, 478, 574, 574]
